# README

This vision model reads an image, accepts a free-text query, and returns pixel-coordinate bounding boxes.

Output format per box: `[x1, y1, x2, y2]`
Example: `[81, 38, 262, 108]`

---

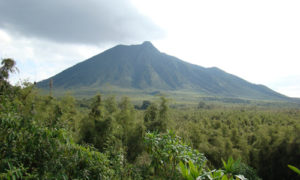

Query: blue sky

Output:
[0, 0, 299, 97]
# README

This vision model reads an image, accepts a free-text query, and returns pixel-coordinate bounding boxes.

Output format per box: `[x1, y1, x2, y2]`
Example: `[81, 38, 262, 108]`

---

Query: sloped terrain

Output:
[38, 41, 288, 100]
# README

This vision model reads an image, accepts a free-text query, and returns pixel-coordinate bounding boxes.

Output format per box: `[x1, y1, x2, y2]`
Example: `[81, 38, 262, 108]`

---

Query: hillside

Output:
[38, 41, 288, 101]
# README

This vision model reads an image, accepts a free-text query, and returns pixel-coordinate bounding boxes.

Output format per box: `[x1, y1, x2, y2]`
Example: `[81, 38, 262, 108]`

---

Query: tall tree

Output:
[0, 58, 18, 96]
[0, 58, 18, 81]
[144, 96, 168, 133]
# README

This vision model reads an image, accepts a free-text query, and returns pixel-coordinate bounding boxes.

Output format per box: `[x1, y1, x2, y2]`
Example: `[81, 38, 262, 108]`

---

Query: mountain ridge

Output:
[38, 41, 289, 101]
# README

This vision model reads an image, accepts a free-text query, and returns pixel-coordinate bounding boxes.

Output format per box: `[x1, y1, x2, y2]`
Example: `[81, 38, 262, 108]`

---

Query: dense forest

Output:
[1, 58, 299, 179]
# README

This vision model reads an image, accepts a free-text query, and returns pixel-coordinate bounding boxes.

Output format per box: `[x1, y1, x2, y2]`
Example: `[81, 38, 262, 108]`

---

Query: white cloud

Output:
[269, 75, 300, 97]
[0, 28, 106, 83]
[0, 29, 11, 43]
[0, 0, 164, 45]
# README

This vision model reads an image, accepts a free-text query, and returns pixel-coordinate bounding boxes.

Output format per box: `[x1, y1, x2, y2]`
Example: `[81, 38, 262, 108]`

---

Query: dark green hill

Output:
[38, 41, 289, 100]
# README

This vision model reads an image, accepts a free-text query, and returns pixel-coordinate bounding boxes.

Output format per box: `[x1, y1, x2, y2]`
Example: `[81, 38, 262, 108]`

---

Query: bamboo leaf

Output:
[288, 165, 300, 175]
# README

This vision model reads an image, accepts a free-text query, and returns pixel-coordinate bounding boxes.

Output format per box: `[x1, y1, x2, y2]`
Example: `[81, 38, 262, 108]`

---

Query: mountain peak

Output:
[140, 41, 158, 51]
[37, 42, 288, 101]
[142, 41, 153, 45]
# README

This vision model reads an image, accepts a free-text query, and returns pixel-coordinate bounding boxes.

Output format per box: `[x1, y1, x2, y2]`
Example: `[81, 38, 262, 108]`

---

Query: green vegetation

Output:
[1, 58, 300, 179]
[144, 131, 206, 178]
[171, 107, 300, 179]
[288, 165, 300, 175]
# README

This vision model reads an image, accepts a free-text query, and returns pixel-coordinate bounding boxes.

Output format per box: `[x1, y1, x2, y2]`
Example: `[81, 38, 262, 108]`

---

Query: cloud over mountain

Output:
[0, 0, 164, 45]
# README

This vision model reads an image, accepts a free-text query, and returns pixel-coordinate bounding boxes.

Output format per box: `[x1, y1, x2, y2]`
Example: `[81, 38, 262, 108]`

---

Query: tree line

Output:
[1, 58, 299, 179]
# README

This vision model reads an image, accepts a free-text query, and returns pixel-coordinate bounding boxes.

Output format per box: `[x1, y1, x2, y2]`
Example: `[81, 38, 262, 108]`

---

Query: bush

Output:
[144, 130, 206, 178]
[0, 91, 114, 179]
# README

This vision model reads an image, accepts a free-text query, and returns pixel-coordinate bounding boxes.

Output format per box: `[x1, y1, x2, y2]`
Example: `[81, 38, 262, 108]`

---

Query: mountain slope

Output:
[38, 41, 288, 100]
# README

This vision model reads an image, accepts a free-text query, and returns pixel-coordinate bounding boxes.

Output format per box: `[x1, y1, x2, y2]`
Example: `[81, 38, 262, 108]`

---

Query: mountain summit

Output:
[38, 41, 287, 100]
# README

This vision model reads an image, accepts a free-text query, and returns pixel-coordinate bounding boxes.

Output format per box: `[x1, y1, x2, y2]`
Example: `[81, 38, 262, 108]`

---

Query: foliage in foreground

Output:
[144, 131, 259, 180]
[0, 92, 113, 179]
[144, 131, 206, 178]
[1, 58, 299, 179]
[171, 106, 300, 179]
[0, 59, 114, 179]
[0, 81, 255, 179]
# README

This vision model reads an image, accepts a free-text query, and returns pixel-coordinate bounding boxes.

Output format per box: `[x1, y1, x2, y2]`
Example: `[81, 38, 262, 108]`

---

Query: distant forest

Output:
[1, 58, 299, 179]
